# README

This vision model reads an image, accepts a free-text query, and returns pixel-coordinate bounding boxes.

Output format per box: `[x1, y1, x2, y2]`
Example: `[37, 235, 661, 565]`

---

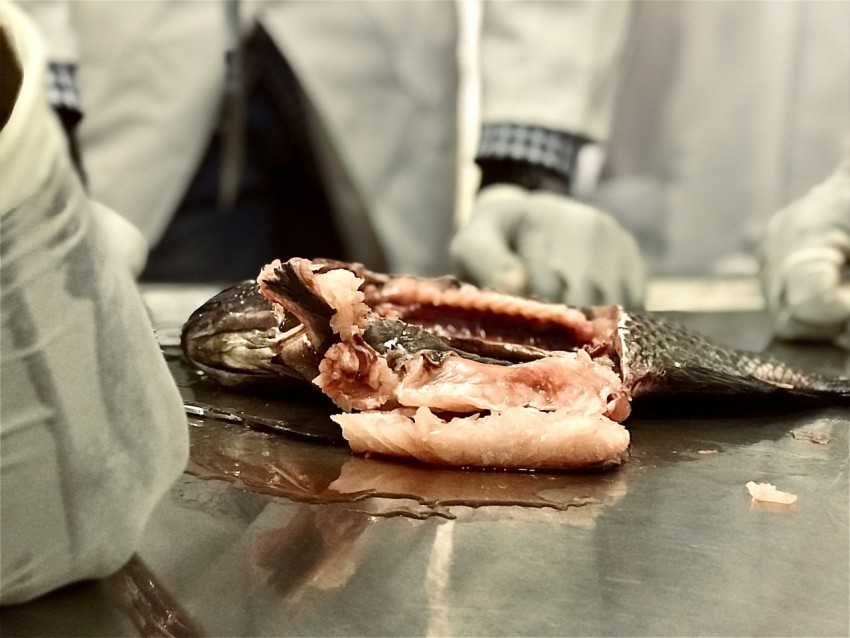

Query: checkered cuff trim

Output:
[47, 62, 82, 114]
[476, 123, 586, 179]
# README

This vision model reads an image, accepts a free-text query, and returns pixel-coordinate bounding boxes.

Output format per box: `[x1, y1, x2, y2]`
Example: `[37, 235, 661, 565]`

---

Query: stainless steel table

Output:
[2, 286, 848, 637]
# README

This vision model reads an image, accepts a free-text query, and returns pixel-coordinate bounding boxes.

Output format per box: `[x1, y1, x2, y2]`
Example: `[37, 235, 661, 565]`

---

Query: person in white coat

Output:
[18, 0, 644, 305]
[0, 1, 188, 604]
[593, 0, 850, 341]
[599, 1, 849, 277]
[18, 0, 849, 336]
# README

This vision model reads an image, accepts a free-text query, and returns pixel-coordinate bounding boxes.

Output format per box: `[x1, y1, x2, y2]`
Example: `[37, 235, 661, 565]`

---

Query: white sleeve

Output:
[13, 0, 78, 63]
[0, 2, 188, 604]
[479, 0, 633, 142]
[15, 0, 83, 135]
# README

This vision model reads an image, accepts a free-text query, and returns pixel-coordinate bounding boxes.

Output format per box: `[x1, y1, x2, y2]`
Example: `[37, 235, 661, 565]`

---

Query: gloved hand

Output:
[90, 200, 149, 277]
[451, 184, 646, 307]
[759, 159, 850, 343]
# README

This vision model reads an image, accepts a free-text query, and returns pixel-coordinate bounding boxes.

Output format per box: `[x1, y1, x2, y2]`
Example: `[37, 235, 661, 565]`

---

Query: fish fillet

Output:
[333, 407, 630, 470]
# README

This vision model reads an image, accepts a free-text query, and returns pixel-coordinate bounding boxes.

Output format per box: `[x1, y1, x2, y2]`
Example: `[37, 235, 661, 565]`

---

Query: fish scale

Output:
[619, 311, 850, 399]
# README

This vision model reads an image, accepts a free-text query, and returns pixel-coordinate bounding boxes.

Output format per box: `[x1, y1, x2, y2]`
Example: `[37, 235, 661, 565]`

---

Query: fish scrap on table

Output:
[180, 257, 849, 471]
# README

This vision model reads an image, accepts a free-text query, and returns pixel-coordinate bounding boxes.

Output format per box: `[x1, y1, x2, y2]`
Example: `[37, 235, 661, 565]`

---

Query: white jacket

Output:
[18, 0, 632, 276]
[599, 0, 850, 275]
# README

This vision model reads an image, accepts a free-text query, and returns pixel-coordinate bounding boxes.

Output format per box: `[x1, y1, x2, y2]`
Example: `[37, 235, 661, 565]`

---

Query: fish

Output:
[181, 258, 849, 470]
[180, 278, 322, 391]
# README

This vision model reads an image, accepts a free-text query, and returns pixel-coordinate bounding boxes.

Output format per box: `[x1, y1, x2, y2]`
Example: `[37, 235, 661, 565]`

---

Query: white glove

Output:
[90, 200, 149, 278]
[759, 159, 850, 343]
[451, 185, 646, 307]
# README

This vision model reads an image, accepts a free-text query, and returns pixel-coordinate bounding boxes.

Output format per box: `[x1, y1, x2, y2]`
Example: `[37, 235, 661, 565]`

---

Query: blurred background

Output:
[19, 0, 850, 309]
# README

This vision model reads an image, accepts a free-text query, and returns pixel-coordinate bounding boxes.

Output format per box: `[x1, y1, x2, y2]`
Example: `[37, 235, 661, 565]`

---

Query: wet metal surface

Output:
[167, 345, 345, 444]
[2, 291, 848, 637]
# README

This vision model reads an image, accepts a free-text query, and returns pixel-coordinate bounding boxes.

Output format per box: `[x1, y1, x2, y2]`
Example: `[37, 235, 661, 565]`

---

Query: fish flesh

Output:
[181, 258, 849, 470]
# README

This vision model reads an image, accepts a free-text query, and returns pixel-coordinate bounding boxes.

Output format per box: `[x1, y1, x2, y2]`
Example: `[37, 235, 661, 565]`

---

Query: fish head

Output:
[180, 280, 319, 387]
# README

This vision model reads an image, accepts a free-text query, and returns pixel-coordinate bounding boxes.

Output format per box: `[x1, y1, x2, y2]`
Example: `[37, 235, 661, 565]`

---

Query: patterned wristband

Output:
[47, 62, 82, 125]
[476, 123, 588, 181]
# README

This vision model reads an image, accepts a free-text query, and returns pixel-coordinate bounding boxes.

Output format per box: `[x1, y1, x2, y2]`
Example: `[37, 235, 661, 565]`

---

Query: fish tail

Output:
[737, 350, 850, 398]
[619, 311, 850, 400]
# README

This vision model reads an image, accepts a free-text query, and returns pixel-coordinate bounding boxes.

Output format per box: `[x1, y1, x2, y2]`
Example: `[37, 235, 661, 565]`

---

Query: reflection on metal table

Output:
[2, 283, 848, 637]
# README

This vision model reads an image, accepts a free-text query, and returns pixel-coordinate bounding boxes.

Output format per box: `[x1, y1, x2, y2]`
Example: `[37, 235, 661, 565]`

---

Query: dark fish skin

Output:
[619, 311, 850, 400]
[259, 260, 337, 354]
[180, 280, 314, 388]
[362, 318, 531, 367]
[180, 264, 850, 402]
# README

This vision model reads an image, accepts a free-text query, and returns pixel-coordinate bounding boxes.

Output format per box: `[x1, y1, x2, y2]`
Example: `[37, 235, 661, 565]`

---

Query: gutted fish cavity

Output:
[181, 257, 849, 471]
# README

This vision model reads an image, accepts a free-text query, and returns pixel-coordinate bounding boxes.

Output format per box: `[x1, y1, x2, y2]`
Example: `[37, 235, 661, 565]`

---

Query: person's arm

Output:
[16, 0, 150, 276]
[452, 1, 644, 307]
[760, 151, 850, 344]
[0, 3, 187, 604]
[16, 0, 84, 171]
[478, 0, 631, 142]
